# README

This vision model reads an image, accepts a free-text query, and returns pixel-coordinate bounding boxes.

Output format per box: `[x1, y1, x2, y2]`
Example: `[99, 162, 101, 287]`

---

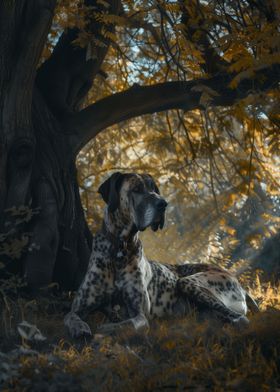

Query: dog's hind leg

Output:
[177, 276, 249, 325]
[176, 263, 223, 277]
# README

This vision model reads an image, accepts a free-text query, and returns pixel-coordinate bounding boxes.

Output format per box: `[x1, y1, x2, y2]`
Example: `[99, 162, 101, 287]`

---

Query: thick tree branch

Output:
[9, 1, 56, 133]
[0, 2, 16, 92]
[0, 1, 56, 137]
[36, 0, 121, 116]
[0, 1, 56, 215]
[64, 63, 280, 156]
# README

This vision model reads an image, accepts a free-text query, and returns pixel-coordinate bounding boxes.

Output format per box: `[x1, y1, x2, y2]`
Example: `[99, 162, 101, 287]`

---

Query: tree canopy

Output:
[0, 0, 280, 286]
[66, 0, 280, 273]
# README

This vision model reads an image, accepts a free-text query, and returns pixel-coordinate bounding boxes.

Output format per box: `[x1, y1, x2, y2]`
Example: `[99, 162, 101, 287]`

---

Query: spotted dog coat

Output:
[64, 172, 258, 337]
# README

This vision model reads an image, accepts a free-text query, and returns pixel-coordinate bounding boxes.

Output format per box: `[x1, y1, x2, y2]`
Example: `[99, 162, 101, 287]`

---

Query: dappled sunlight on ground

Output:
[0, 274, 279, 391]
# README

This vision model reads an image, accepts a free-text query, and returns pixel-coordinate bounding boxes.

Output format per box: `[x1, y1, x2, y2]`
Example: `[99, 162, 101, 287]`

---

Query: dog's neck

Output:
[103, 207, 139, 244]
[103, 208, 143, 267]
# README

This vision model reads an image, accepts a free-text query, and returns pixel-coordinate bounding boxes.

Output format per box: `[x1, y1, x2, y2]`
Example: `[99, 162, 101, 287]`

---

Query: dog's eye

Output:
[133, 185, 144, 193]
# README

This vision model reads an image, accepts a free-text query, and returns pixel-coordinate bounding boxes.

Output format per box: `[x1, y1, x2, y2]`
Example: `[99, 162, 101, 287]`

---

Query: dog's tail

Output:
[246, 292, 260, 313]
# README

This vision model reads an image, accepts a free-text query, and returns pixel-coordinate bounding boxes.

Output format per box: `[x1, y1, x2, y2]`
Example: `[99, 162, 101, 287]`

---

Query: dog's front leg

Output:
[65, 260, 113, 338]
[97, 284, 150, 334]
[64, 287, 94, 339]
[64, 309, 92, 339]
[97, 313, 149, 334]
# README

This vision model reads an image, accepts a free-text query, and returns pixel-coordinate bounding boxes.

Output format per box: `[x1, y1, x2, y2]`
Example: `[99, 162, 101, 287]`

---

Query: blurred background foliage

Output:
[77, 107, 280, 278]
[51, 0, 280, 279]
[39, 0, 280, 278]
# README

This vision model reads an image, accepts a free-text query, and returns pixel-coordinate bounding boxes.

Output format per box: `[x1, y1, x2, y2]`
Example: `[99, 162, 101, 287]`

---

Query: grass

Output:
[0, 274, 279, 391]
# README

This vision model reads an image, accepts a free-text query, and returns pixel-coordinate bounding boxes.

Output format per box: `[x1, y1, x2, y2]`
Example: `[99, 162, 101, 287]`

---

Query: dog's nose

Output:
[156, 199, 168, 211]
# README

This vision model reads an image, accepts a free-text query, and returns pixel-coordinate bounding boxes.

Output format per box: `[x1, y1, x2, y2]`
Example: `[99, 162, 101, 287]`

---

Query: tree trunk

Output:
[1, 87, 92, 291]
[0, 0, 118, 292]
[28, 91, 93, 290]
[1, 0, 279, 292]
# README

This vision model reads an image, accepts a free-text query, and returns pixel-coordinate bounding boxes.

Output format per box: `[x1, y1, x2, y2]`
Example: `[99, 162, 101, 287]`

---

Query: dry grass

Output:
[0, 275, 279, 392]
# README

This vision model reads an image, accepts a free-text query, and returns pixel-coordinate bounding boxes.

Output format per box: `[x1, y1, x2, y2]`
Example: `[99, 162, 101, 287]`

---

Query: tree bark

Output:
[64, 63, 280, 156]
[0, 1, 92, 291]
[0, 0, 56, 215]
[36, 0, 121, 116]
[1, 0, 279, 291]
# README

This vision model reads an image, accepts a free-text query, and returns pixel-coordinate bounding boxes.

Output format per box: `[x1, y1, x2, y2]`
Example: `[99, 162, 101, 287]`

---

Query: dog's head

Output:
[98, 172, 167, 232]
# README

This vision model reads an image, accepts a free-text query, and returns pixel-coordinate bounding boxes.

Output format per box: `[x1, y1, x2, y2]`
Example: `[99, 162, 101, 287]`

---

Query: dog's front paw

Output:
[233, 315, 249, 329]
[70, 320, 92, 338]
[97, 315, 149, 334]
[97, 322, 119, 335]
[64, 312, 92, 338]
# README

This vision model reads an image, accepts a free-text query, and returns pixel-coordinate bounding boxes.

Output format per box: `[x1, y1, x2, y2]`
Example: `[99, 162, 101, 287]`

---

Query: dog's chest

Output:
[147, 262, 178, 317]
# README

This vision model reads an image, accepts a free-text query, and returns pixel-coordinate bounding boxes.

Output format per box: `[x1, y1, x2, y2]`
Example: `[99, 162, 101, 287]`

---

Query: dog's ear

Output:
[98, 172, 125, 213]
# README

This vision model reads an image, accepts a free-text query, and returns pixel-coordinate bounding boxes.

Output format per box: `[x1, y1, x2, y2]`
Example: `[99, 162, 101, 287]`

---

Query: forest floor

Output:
[0, 274, 279, 392]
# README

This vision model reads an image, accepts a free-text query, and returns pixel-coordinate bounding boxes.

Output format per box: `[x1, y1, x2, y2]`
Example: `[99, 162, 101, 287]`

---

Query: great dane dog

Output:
[64, 172, 258, 337]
